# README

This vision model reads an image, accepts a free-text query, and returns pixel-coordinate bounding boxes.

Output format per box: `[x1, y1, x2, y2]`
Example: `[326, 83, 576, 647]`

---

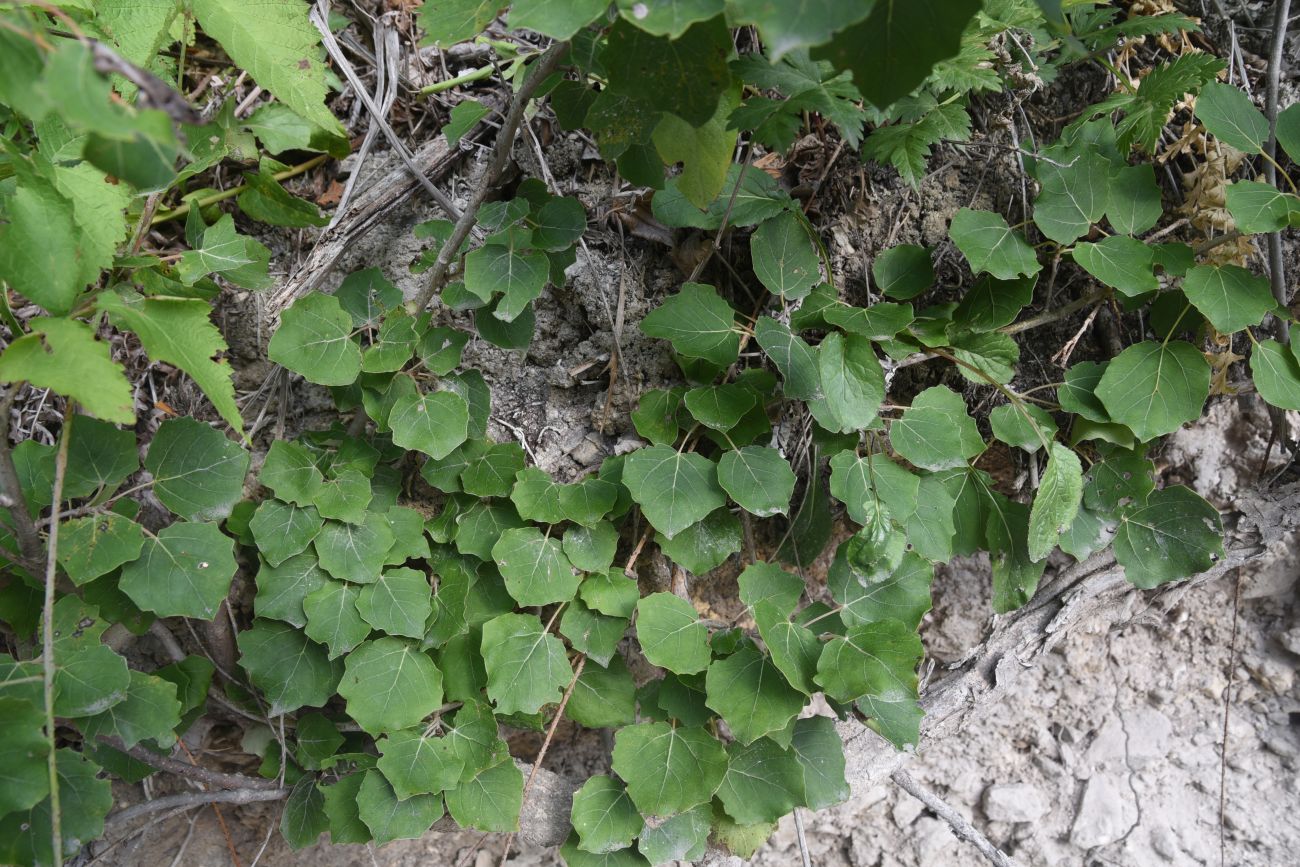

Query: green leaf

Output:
[716, 737, 804, 825]
[445, 757, 523, 833]
[636, 804, 710, 863]
[705, 644, 806, 744]
[1106, 163, 1163, 235]
[989, 403, 1057, 454]
[389, 389, 470, 459]
[1072, 236, 1157, 297]
[613, 0, 723, 37]
[611, 722, 728, 816]
[737, 562, 804, 615]
[454, 500, 526, 559]
[145, 417, 248, 521]
[810, 332, 885, 434]
[568, 654, 637, 729]
[635, 592, 711, 675]
[119, 521, 236, 620]
[754, 317, 821, 400]
[443, 700, 508, 782]
[78, 670, 181, 749]
[623, 446, 726, 539]
[560, 599, 628, 667]
[1181, 264, 1276, 334]
[1251, 339, 1300, 411]
[0, 160, 97, 316]
[562, 478, 620, 527]
[823, 302, 915, 341]
[314, 514, 396, 583]
[872, 244, 934, 300]
[1032, 151, 1110, 244]
[751, 210, 820, 300]
[57, 514, 144, 585]
[0, 318, 133, 425]
[492, 527, 581, 607]
[320, 773, 371, 844]
[891, 385, 984, 470]
[53, 643, 129, 718]
[1027, 443, 1083, 562]
[356, 569, 433, 639]
[508, 0, 606, 38]
[1095, 341, 1209, 441]
[640, 283, 740, 367]
[656, 508, 741, 574]
[579, 570, 640, 620]
[603, 16, 732, 127]
[420, 0, 503, 45]
[812, 0, 981, 108]
[1059, 360, 1111, 422]
[377, 729, 463, 799]
[815, 619, 923, 749]
[1114, 486, 1223, 589]
[312, 468, 373, 524]
[570, 775, 644, 854]
[753, 602, 820, 694]
[683, 384, 756, 431]
[191, 0, 342, 132]
[177, 213, 272, 290]
[356, 769, 442, 844]
[949, 208, 1041, 280]
[246, 103, 348, 157]
[303, 579, 370, 658]
[461, 443, 526, 498]
[270, 293, 362, 387]
[790, 716, 850, 810]
[951, 330, 1020, 385]
[250, 500, 323, 566]
[828, 450, 916, 526]
[564, 523, 620, 574]
[238, 169, 328, 227]
[1196, 81, 1267, 153]
[1224, 180, 1300, 233]
[361, 309, 420, 373]
[729, 0, 869, 59]
[631, 388, 685, 446]
[718, 446, 797, 518]
[481, 612, 572, 715]
[281, 777, 329, 850]
[829, 547, 933, 631]
[339, 637, 444, 734]
[260, 441, 325, 506]
[463, 242, 549, 321]
[0, 749, 113, 866]
[0, 697, 50, 817]
[255, 552, 330, 628]
[237, 619, 341, 715]
[652, 79, 740, 210]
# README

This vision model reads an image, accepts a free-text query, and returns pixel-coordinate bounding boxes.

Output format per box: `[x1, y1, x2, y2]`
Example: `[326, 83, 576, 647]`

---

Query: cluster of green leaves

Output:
[2, 0, 1296, 865]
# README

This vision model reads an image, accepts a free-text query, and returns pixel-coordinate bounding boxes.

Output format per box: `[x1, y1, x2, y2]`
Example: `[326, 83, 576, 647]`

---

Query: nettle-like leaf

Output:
[611, 721, 728, 817]
[270, 293, 362, 386]
[1114, 486, 1223, 589]
[0, 318, 134, 425]
[949, 208, 1041, 280]
[338, 637, 444, 734]
[481, 612, 572, 715]
[640, 282, 740, 367]
[1095, 341, 1209, 441]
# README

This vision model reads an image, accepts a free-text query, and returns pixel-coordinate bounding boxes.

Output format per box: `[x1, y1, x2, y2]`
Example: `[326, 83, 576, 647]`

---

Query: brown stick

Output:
[96, 737, 281, 791]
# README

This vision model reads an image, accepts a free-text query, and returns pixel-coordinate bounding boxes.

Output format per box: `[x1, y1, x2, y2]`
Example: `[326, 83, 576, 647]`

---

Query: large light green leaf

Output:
[338, 637, 444, 734]
[952, 274, 1036, 332]
[636, 592, 711, 675]
[492, 527, 581, 606]
[1095, 341, 1209, 441]
[683, 384, 756, 432]
[311, 467, 372, 524]
[119, 521, 237, 620]
[1251, 339, 1300, 411]
[614, 0, 724, 37]
[623, 446, 726, 539]
[751, 210, 820, 300]
[237, 619, 341, 715]
[705, 644, 806, 744]
[1224, 180, 1300, 233]
[389, 389, 470, 460]
[815, 619, 923, 749]
[737, 562, 805, 615]
[1181, 264, 1276, 334]
[636, 804, 710, 863]
[718, 446, 796, 517]
[810, 332, 885, 433]
[560, 599, 628, 667]
[657, 508, 741, 574]
[989, 403, 1057, 454]
[260, 441, 325, 506]
[463, 242, 549, 321]
[652, 80, 741, 210]
[812, 0, 980, 108]
[1072, 235, 1157, 297]
[0, 318, 133, 424]
[570, 775, 644, 854]
[177, 213, 272, 290]
[948, 208, 1040, 280]
[890, 385, 984, 470]
[480, 613, 572, 715]
[1196, 81, 1267, 153]
[1027, 443, 1083, 562]
[611, 722, 728, 816]
[1114, 486, 1223, 589]
[641, 283, 740, 367]
[269, 293, 362, 386]
[191, 0, 342, 132]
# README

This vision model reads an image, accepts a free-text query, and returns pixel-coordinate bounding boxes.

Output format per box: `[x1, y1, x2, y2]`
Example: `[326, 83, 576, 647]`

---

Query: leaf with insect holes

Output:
[237, 619, 341, 715]
[1113, 485, 1223, 589]
[611, 722, 728, 816]
[1095, 341, 1209, 441]
[270, 293, 362, 386]
[636, 592, 710, 675]
[949, 208, 1040, 280]
[481, 613, 572, 716]
[338, 637, 444, 734]
[119, 521, 237, 620]
[0, 318, 133, 425]
[1181, 264, 1277, 334]
[57, 514, 144, 585]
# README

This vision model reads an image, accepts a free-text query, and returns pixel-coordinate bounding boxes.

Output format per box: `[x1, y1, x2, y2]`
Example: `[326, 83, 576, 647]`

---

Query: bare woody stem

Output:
[44, 410, 74, 867]
[96, 736, 282, 791]
[412, 42, 569, 312]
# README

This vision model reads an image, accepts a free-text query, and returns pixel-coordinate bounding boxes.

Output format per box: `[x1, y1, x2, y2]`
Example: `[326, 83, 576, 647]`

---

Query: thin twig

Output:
[44, 411, 74, 867]
[890, 769, 1019, 867]
[102, 788, 289, 831]
[498, 654, 586, 867]
[412, 41, 569, 311]
[97, 737, 281, 790]
[1219, 568, 1242, 867]
[792, 808, 813, 867]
